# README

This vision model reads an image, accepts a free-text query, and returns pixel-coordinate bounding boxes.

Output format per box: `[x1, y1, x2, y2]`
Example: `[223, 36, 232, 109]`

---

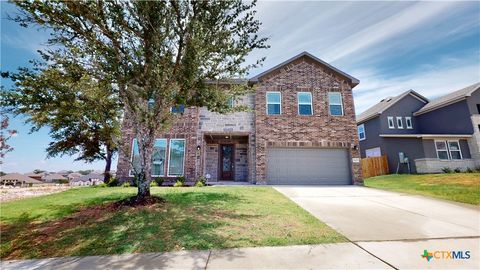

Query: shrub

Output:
[465, 167, 473, 173]
[150, 181, 158, 187]
[475, 166, 480, 173]
[176, 176, 186, 184]
[441, 167, 452, 173]
[194, 181, 205, 187]
[453, 167, 462, 173]
[122, 182, 131, 188]
[107, 177, 119, 187]
[97, 183, 108, 188]
[57, 179, 69, 184]
[154, 177, 164, 186]
[173, 180, 184, 187]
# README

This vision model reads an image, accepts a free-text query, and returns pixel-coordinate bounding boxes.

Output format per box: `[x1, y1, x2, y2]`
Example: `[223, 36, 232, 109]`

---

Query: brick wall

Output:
[254, 55, 362, 184]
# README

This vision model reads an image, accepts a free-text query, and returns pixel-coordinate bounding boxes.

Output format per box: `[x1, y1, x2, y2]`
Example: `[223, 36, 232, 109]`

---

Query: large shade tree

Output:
[12, 0, 268, 202]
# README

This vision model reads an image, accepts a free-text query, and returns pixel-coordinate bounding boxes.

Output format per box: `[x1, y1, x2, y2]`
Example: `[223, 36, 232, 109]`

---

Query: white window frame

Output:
[266, 92, 281, 115]
[297, 92, 313, 116]
[387, 117, 395, 129]
[328, 92, 344, 116]
[365, 147, 382, 157]
[405, 117, 413, 129]
[434, 140, 463, 160]
[396, 117, 403, 129]
[152, 139, 167, 177]
[357, 124, 366, 141]
[129, 138, 138, 177]
[167, 139, 186, 177]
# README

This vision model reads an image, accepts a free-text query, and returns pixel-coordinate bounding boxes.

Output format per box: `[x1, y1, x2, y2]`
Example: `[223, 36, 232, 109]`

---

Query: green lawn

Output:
[364, 173, 480, 205]
[0, 187, 345, 260]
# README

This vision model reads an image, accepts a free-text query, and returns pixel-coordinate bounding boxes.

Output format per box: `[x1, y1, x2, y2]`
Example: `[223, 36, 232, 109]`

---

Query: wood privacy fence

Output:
[361, 156, 389, 178]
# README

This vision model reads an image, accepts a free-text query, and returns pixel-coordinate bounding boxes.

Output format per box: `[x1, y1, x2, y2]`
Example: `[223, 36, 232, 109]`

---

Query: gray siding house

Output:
[357, 83, 480, 173]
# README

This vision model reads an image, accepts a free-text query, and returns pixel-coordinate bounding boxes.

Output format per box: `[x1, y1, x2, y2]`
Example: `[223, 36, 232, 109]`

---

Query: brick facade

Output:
[116, 52, 362, 185]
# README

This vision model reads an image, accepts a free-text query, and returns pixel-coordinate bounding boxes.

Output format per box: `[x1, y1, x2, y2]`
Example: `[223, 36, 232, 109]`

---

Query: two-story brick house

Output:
[357, 83, 480, 173]
[116, 52, 362, 185]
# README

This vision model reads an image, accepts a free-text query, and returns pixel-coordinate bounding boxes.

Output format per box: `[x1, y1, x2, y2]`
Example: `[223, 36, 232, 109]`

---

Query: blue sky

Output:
[1, 1, 479, 173]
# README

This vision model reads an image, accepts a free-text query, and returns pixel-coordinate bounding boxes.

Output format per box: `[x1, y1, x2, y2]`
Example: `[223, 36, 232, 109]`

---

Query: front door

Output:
[220, 144, 234, 180]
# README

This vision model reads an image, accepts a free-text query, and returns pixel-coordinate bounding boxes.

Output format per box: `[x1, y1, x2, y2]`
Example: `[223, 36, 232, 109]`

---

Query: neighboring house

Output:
[24, 172, 47, 181]
[67, 172, 82, 181]
[1, 173, 42, 186]
[357, 83, 480, 173]
[56, 170, 71, 177]
[42, 173, 69, 183]
[70, 173, 104, 186]
[117, 51, 362, 185]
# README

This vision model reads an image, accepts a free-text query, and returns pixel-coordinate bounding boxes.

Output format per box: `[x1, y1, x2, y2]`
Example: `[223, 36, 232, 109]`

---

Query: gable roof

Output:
[414, 82, 480, 116]
[42, 173, 68, 181]
[249, 51, 360, 86]
[72, 173, 104, 182]
[356, 90, 429, 124]
[1, 173, 42, 184]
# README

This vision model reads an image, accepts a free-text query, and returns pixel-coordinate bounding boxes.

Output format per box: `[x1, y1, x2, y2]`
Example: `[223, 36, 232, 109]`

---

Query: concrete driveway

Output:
[275, 186, 480, 269]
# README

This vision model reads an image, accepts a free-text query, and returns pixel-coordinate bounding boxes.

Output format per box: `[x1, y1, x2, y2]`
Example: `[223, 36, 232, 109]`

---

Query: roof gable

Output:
[249, 51, 360, 86]
[357, 90, 428, 124]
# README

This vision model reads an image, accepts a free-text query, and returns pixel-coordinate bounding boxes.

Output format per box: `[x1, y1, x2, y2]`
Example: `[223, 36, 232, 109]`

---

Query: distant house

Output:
[70, 173, 104, 186]
[56, 170, 71, 177]
[42, 173, 69, 183]
[24, 172, 47, 181]
[67, 172, 82, 181]
[1, 173, 43, 186]
[357, 83, 480, 173]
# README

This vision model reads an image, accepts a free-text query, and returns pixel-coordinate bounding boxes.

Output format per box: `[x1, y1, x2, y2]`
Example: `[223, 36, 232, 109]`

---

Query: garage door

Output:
[266, 148, 351, 185]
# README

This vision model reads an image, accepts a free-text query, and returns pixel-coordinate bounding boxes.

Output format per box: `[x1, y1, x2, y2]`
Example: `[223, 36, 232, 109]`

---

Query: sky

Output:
[1, 1, 479, 173]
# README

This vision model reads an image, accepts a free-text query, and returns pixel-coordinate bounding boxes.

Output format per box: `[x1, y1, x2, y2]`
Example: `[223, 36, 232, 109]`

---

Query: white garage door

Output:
[266, 148, 351, 185]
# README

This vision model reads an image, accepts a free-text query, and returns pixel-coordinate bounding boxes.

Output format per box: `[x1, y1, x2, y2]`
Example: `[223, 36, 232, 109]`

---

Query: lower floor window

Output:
[435, 140, 462, 160]
[168, 139, 186, 176]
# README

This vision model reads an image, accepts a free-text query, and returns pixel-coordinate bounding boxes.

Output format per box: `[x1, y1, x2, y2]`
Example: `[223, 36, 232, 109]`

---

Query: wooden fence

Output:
[361, 156, 389, 178]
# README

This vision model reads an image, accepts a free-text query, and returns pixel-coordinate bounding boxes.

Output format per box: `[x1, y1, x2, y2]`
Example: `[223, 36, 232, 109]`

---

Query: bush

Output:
[475, 166, 480, 173]
[194, 181, 205, 187]
[441, 167, 452, 173]
[97, 183, 108, 188]
[176, 176, 186, 184]
[57, 179, 69, 184]
[154, 177, 164, 186]
[453, 167, 462, 173]
[107, 177, 119, 187]
[173, 180, 184, 187]
[122, 182, 131, 188]
[465, 167, 473, 173]
[150, 181, 158, 187]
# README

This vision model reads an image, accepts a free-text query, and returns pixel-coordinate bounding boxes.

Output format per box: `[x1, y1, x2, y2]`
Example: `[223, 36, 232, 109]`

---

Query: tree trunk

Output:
[134, 131, 154, 202]
[103, 146, 113, 183]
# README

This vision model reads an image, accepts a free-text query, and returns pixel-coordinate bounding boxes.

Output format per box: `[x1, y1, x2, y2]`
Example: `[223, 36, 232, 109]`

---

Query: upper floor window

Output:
[435, 140, 462, 160]
[396, 117, 403, 129]
[168, 139, 186, 176]
[152, 139, 167, 176]
[171, 105, 185, 114]
[357, 124, 366, 141]
[387, 117, 395, 129]
[266, 92, 281, 115]
[405, 117, 413, 129]
[328, 92, 343, 116]
[297, 92, 313, 115]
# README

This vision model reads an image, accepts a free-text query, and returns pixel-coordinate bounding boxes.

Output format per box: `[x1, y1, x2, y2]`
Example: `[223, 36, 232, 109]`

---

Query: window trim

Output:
[328, 92, 344, 116]
[152, 138, 167, 177]
[387, 117, 395, 129]
[167, 138, 186, 177]
[266, 91, 282, 115]
[297, 92, 313, 116]
[357, 124, 366, 141]
[396, 117, 403, 129]
[405, 117, 413, 129]
[434, 140, 463, 160]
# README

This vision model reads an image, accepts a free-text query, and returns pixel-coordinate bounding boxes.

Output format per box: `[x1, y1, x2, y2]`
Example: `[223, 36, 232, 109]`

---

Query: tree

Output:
[12, 0, 268, 202]
[2, 58, 121, 183]
[0, 109, 17, 164]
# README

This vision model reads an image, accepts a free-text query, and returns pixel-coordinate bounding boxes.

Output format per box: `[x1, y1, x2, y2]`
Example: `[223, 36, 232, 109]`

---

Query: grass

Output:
[364, 173, 480, 205]
[0, 186, 345, 260]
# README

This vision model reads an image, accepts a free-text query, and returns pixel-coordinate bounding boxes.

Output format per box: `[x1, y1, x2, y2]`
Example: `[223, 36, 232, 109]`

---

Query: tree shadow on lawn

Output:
[1, 191, 259, 260]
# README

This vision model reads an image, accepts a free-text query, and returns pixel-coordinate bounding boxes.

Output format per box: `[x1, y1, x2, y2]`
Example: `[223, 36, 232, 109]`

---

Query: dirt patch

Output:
[112, 195, 166, 208]
[0, 185, 71, 202]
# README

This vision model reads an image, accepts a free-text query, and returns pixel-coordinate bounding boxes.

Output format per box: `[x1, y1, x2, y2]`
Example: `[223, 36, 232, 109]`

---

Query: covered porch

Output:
[201, 133, 252, 183]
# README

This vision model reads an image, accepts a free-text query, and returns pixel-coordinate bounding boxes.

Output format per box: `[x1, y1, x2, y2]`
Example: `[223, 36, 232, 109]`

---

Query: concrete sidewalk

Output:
[1, 243, 392, 270]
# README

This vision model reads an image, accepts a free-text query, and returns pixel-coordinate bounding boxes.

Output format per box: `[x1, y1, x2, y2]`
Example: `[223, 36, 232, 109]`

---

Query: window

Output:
[227, 98, 235, 108]
[129, 139, 141, 176]
[266, 92, 281, 115]
[328, 92, 343, 116]
[152, 139, 167, 176]
[357, 124, 366, 141]
[365, 147, 381, 157]
[171, 105, 185, 113]
[396, 117, 403, 129]
[297, 92, 313, 115]
[405, 117, 413, 129]
[387, 117, 395, 129]
[168, 139, 186, 176]
[435, 140, 463, 160]
[477, 104, 480, 114]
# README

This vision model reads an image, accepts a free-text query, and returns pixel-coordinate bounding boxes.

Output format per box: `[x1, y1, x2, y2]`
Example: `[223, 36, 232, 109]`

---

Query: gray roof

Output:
[72, 173, 104, 182]
[1, 173, 43, 184]
[249, 51, 360, 86]
[357, 90, 428, 124]
[42, 173, 68, 181]
[414, 82, 480, 116]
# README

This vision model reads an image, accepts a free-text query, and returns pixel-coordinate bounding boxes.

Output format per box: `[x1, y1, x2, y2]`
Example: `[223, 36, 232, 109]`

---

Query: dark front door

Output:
[220, 144, 234, 180]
